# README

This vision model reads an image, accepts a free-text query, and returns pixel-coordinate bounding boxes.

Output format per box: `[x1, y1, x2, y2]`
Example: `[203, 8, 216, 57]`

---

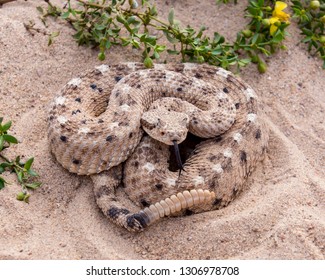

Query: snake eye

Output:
[160, 131, 165, 136]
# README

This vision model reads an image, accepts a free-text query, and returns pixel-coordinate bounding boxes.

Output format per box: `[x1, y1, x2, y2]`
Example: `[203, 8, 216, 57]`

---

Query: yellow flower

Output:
[269, 1, 290, 36]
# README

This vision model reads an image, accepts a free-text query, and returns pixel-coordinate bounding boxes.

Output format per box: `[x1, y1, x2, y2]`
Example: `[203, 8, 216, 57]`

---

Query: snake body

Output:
[48, 63, 269, 231]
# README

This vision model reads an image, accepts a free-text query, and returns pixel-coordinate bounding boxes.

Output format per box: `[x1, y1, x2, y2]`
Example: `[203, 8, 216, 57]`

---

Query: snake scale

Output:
[48, 62, 269, 232]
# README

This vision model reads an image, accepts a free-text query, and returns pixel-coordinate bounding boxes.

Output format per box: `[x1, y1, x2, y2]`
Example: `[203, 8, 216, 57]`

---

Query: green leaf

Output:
[197, 26, 206, 38]
[155, 45, 166, 53]
[36, 6, 44, 14]
[95, 24, 106, 31]
[213, 32, 225, 44]
[153, 51, 160, 59]
[302, 28, 313, 36]
[0, 162, 12, 169]
[272, 32, 284, 43]
[1, 121, 11, 132]
[251, 33, 260, 44]
[70, 8, 77, 17]
[49, 31, 60, 46]
[164, 31, 178, 44]
[257, 0, 264, 7]
[2, 134, 18, 144]
[149, 5, 157, 16]
[24, 194, 30, 203]
[17, 171, 24, 183]
[61, 11, 70, 19]
[52, 31, 60, 37]
[167, 49, 180, 55]
[302, 36, 312, 43]
[129, 0, 139, 9]
[168, 8, 174, 25]
[0, 136, 4, 151]
[24, 158, 34, 171]
[131, 39, 140, 48]
[27, 169, 38, 177]
[105, 40, 111, 49]
[238, 58, 251, 67]
[221, 59, 229, 69]
[25, 182, 42, 190]
[0, 178, 5, 190]
[127, 16, 137, 24]
[15, 156, 21, 164]
[116, 14, 127, 24]
[211, 49, 222, 55]
[145, 35, 156, 44]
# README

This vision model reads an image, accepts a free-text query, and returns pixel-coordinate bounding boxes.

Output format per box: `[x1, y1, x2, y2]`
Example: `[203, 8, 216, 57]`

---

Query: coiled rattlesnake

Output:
[48, 62, 269, 232]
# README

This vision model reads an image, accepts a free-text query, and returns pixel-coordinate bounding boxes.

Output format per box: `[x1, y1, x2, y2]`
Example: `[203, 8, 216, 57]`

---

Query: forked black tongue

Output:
[173, 140, 184, 175]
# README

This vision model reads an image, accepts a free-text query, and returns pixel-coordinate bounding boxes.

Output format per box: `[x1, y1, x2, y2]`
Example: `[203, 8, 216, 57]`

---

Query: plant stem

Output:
[0, 153, 25, 172]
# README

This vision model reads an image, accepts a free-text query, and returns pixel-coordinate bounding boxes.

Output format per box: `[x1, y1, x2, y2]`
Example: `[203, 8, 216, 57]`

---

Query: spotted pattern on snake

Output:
[48, 62, 269, 232]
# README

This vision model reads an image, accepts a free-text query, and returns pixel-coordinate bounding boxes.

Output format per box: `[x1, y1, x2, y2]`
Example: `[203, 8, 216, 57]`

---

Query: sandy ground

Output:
[0, 0, 324, 260]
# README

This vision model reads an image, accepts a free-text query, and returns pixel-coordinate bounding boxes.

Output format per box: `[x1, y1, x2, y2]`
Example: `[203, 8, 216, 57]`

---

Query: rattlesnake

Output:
[48, 62, 269, 232]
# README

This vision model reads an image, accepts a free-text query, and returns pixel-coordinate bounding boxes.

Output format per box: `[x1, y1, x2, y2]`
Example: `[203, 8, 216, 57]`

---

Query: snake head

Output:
[141, 110, 189, 146]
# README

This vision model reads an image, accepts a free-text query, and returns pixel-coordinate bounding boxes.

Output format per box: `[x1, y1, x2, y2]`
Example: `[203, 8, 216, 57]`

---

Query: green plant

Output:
[24, 20, 60, 46]
[0, 117, 41, 203]
[222, 0, 325, 68]
[235, 0, 290, 72]
[291, 0, 325, 68]
[36, 0, 292, 72]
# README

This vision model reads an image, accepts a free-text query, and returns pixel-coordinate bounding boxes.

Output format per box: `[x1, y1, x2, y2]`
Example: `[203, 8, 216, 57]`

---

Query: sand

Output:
[0, 0, 324, 260]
